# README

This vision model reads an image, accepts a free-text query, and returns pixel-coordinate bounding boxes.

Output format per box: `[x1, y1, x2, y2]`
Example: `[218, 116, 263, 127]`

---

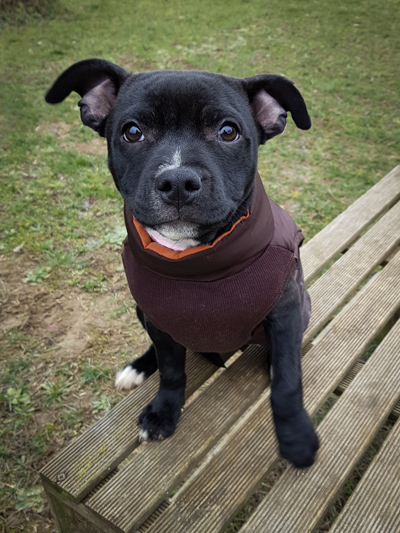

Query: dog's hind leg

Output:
[115, 307, 158, 390]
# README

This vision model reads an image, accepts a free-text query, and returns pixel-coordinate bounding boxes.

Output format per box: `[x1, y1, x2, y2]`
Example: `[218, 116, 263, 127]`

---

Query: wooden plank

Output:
[335, 361, 363, 393]
[41, 476, 123, 533]
[142, 250, 400, 533]
[239, 318, 400, 533]
[303, 199, 400, 345]
[86, 345, 269, 532]
[336, 362, 400, 418]
[301, 165, 400, 283]
[335, 361, 400, 420]
[330, 417, 400, 533]
[392, 400, 400, 419]
[40, 349, 233, 502]
[138, 501, 170, 532]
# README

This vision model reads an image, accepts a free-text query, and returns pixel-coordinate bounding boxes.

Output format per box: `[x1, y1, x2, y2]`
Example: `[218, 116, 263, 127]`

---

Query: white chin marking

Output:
[138, 429, 149, 442]
[115, 366, 145, 390]
[145, 226, 200, 251]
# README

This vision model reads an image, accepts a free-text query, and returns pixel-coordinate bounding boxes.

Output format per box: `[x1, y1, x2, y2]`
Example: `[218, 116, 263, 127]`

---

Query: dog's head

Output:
[46, 59, 310, 246]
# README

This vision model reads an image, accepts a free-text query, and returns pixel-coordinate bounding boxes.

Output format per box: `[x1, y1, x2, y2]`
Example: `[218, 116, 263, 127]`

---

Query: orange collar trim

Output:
[132, 211, 250, 260]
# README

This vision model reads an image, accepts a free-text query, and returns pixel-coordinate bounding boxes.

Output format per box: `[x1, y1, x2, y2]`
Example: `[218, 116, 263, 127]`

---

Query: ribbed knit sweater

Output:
[122, 173, 310, 353]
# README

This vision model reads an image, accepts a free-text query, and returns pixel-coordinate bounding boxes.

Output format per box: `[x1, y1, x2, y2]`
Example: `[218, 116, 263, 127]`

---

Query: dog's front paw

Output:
[274, 410, 319, 469]
[138, 390, 184, 442]
[115, 347, 158, 390]
[115, 364, 146, 390]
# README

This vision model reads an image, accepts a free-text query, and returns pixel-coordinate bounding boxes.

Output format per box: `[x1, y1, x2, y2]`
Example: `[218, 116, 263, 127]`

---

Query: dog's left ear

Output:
[45, 58, 129, 136]
[242, 74, 311, 143]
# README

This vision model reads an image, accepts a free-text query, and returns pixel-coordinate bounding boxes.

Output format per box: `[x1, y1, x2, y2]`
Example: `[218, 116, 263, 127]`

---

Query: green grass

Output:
[0, 0, 66, 26]
[1, 0, 400, 268]
[80, 358, 110, 384]
[1, 1, 400, 531]
[0, 326, 122, 532]
[40, 380, 72, 406]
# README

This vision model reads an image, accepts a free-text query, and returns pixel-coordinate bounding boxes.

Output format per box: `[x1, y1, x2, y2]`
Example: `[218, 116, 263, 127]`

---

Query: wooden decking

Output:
[41, 166, 400, 533]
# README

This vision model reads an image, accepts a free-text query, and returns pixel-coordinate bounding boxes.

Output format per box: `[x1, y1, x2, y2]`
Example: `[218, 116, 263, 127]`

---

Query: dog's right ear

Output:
[242, 74, 311, 144]
[45, 59, 128, 136]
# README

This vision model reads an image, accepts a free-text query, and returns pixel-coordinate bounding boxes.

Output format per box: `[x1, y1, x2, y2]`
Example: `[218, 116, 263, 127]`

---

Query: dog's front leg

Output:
[263, 275, 319, 468]
[138, 314, 186, 442]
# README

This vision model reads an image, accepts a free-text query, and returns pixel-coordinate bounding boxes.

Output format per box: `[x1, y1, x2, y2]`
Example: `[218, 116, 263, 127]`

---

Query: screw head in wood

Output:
[57, 472, 66, 482]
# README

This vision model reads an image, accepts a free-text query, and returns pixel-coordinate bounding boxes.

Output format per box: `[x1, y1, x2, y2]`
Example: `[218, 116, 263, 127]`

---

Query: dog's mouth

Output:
[144, 220, 202, 251]
[142, 200, 250, 251]
[139, 187, 253, 252]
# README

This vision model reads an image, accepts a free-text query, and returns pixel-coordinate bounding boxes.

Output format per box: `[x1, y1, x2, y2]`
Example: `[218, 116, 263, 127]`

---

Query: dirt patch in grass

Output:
[35, 122, 74, 139]
[68, 138, 107, 157]
[36, 121, 107, 157]
[0, 249, 143, 353]
[0, 249, 150, 532]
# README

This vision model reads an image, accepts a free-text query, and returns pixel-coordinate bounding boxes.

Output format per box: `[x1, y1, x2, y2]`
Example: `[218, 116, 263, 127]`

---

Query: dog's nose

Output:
[156, 169, 202, 207]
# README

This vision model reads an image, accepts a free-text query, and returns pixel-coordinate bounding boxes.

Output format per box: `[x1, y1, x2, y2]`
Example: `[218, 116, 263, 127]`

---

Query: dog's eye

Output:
[219, 123, 239, 142]
[123, 124, 144, 143]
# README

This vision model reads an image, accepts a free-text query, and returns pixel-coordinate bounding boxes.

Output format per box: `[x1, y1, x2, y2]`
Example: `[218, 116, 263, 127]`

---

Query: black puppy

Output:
[46, 59, 319, 468]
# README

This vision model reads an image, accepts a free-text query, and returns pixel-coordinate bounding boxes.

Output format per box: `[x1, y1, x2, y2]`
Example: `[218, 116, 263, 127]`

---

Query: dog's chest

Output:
[122, 239, 295, 352]
[121, 176, 305, 353]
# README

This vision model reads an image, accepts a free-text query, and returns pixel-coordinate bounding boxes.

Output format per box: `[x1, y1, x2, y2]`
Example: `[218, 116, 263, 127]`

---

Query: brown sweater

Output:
[122, 174, 310, 353]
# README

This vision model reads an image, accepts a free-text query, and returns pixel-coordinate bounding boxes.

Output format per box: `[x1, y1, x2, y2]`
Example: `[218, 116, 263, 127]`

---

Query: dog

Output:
[46, 59, 319, 468]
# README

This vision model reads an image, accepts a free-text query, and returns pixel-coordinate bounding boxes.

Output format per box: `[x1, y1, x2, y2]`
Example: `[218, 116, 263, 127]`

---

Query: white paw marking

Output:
[115, 366, 145, 390]
[138, 428, 149, 442]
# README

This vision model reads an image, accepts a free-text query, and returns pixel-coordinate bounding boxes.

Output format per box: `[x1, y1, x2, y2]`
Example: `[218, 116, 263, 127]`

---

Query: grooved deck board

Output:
[303, 199, 400, 345]
[142, 250, 400, 533]
[40, 349, 233, 501]
[240, 318, 400, 533]
[301, 165, 400, 284]
[86, 345, 269, 532]
[392, 400, 400, 419]
[330, 417, 400, 533]
[335, 362, 400, 418]
[138, 501, 170, 532]
[335, 361, 363, 393]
